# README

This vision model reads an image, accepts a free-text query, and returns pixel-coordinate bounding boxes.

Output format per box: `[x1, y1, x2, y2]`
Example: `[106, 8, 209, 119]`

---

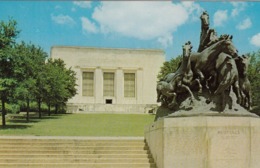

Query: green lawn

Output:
[0, 113, 155, 136]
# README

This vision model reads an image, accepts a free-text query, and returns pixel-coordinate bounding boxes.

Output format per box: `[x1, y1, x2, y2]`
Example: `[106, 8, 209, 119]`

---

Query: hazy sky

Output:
[0, 1, 259, 60]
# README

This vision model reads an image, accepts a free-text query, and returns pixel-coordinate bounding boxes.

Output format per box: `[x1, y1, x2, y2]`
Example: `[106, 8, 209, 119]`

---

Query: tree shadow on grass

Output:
[45, 115, 65, 119]
[14, 112, 65, 120]
[2, 113, 67, 130]
[9, 119, 40, 124]
[0, 125, 32, 129]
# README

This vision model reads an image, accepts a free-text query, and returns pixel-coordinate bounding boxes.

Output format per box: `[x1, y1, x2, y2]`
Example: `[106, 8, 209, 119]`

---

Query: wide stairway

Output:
[0, 136, 156, 168]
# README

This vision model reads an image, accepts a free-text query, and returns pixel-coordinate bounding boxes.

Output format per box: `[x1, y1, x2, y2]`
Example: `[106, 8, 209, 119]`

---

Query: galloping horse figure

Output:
[191, 36, 238, 85]
[235, 55, 252, 110]
[212, 52, 241, 111]
[198, 11, 220, 52]
[174, 41, 202, 93]
[168, 41, 202, 108]
[156, 80, 176, 106]
[157, 41, 197, 108]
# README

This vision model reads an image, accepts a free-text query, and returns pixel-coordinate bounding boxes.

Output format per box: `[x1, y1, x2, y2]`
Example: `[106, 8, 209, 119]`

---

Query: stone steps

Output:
[0, 158, 154, 163]
[0, 150, 149, 154]
[0, 140, 145, 145]
[0, 163, 156, 168]
[0, 142, 145, 146]
[0, 154, 153, 159]
[0, 137, 156, 168]
[0, 146, 148, 150]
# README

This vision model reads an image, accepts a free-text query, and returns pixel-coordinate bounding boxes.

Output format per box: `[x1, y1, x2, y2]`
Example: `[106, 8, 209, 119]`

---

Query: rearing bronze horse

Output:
[198, 11, 220, 52]
[157, 42, 195, 107]
[198, 11, 210, 52]
[161, 41, 201, 108]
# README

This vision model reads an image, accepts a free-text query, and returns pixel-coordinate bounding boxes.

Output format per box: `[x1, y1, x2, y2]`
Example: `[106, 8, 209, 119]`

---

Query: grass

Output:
[0, 113, 155, 136]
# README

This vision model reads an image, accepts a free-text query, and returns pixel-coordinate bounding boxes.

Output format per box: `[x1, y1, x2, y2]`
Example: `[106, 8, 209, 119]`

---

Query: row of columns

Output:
[91, 67, 143, 105]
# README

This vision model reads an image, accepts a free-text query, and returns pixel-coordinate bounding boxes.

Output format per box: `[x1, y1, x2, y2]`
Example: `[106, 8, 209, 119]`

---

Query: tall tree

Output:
[0, 19, 19, 126]
[44, 58, 77, 115]
[13, 42, 40, 121]
[32, 46, 48, 118]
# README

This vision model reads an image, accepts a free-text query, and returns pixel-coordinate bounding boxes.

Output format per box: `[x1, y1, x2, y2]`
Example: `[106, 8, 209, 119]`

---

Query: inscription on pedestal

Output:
[216, 129, 241, 159]
[166, 127, 206, 157]
[165, 127, 207, 168]
[208, 128, 250, 168]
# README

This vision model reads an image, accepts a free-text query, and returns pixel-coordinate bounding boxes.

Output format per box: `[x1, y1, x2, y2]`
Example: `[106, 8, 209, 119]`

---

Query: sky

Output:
[0, 1, 260, 61]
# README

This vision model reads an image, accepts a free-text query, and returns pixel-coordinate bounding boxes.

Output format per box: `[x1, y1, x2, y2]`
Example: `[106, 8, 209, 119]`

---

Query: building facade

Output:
[51, 46, 165, 113]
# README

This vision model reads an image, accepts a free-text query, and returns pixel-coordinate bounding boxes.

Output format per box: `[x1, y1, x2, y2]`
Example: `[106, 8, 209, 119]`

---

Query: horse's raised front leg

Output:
[180, 84, 195, 105]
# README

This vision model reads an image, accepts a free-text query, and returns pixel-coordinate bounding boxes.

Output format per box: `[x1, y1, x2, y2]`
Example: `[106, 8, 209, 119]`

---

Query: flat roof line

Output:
[51, 45, 164, 53]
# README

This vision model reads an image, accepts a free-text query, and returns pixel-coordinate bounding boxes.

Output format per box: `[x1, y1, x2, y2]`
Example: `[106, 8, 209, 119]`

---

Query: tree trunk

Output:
[1, 99, 6, 127]
[48, 103, 51, 116]
[26, 98, 30, 122]
[38, 99, 41, 119]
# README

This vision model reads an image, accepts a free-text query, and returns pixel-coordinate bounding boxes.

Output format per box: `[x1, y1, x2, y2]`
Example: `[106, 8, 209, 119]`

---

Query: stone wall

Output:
[66, 103, 158, 114]
[145, 115, 260, 168]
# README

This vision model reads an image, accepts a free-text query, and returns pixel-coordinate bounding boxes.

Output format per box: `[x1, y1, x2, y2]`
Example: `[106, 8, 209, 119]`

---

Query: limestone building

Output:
[51, 46, 165, 113]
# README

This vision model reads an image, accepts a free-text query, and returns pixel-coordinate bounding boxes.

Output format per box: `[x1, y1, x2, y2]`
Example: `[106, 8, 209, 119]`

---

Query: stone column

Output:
[116, 67, 124, 104]
[136, 68, 143, 104]
[75, 66, 82, 97]
[95, 67, 103, 104]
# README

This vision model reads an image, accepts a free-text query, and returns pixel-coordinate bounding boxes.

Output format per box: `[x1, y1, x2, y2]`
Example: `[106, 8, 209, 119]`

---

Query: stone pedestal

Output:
[144, 114, 260, 168]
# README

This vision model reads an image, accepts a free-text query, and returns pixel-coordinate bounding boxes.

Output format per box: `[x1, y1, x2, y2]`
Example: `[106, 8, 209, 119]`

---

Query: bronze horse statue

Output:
[198, 11, 210, 52]
[198, 11, 220, 52]
[212, 52, 241, 111]
[191, 36, 238, 85]
[156, 11, 253, 114]
[156, 80, 176, 105]
[235, 55, 252, 110]
[157, 41, 201, 109]
[168, 41, 198, 108]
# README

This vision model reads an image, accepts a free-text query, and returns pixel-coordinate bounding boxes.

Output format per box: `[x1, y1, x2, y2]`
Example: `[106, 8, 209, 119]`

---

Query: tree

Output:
[44, 58, 77, 115]
[0, 19, 19, 126]
[0, 18, 77, 124]
[31, 46, 48, 119]
[157, 55, 182, 80]
[247, 50, 260, 111]
[13, 42, 40, 121]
